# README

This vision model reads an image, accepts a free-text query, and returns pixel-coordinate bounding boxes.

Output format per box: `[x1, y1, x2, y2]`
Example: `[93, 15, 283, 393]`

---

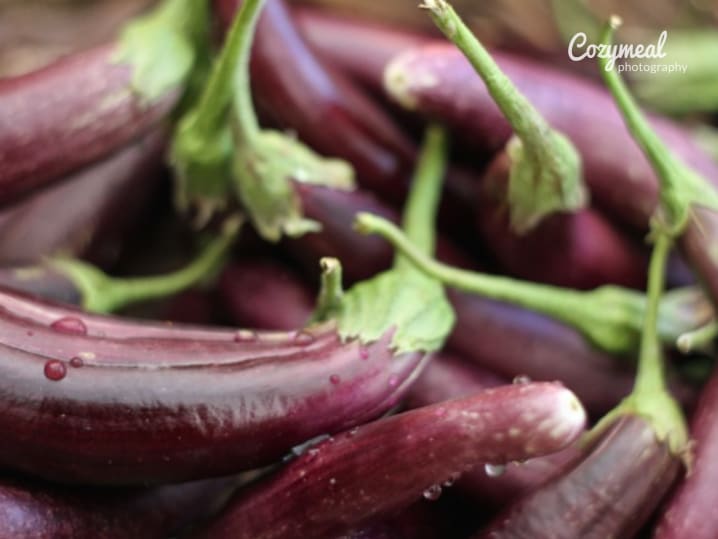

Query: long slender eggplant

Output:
[0, 474, 234, 539]
[475, 415, 680, 539]
[0, 129, 165, 267]
[476, 150, 647, 290]
[0, 0, 202, 203]
[405, 354, 581, 509]
[0, 286, 426, 485]
[654, 367, 718, 539]
[383, 43, 718, 304]
[196, 382, 587, 539]
[218, 258, 314, 330]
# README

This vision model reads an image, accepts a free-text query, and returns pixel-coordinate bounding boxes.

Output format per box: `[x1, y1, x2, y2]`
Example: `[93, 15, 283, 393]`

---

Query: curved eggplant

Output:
[0, 288, 425, 485]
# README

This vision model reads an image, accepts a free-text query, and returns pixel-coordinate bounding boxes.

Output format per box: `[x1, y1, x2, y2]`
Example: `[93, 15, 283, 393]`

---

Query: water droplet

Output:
[359, 347, 370, 360]
[329, 374, 341, 385]
[329, 477, 337, 485]
[348, 427, 359, 437]
[388, 375, 399, 388]
[484, 463, 506, 477]
[512, 375, 531, 385]
[69, 357, 84, 368]
[443, 473, 461, 487]
[293, 331, 315, 345]
[234, 329, 257, 342]
[422, 485, 442, 501]
[50, 317, 87, 335]
[44, 360, 67, 381]
[434, 406, 447, 417]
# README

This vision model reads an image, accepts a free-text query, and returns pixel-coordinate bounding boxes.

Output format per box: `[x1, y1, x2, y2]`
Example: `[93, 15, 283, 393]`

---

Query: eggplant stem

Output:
[52, 217, 242, 314]
[395, 124, 448, 270]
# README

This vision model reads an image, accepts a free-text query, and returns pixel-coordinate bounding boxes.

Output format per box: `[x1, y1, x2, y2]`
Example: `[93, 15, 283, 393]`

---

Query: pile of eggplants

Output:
[1, 0, 718, 537]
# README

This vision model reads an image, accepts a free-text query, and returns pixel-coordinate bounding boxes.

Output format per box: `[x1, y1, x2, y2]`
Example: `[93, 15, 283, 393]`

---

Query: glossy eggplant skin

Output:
[655, 368, 718, 539]
[0, 129, 165, 267]
[477, 151, 647, 290]
[405, 354, 580, 509]
[0, 288, 425, 485]
[385, 44, 718, 305]
[197, 382, 586, 539]
[0, 43, 177, 203]
[0, 475, 233, 539]
[476, 415, 680, 539]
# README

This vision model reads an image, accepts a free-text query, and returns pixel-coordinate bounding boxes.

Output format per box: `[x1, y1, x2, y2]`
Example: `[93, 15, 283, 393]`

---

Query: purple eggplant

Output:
[475, 415, 680, 538]
[0, 0, 201, 202]
[0, 474, 234, 539]
[0, 45, 175, 203]
[0, 286, 425, 485]
[654, 367, 718, 539]
[0, 129, 165, 267]
[476, 150, 647, 290]
[197, 382, 587, 539]
[405, 354, 580, 509]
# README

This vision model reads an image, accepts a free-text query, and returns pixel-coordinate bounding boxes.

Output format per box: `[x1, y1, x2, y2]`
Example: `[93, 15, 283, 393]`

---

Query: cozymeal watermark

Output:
[568, 30, 688, 74]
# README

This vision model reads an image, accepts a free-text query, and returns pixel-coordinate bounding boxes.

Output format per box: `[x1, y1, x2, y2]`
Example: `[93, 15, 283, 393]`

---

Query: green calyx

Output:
[114, 0, 207, 104]
[354, 213, 710, 356]
[49, 217, 242, 314]
[233, 130, 354, 242]
[599, 17, 718, 234]
[313, 125, 455, 355]
[418, 0, 587, 233]
[590, 232, 690, 461]
[228, 0, 354, 242]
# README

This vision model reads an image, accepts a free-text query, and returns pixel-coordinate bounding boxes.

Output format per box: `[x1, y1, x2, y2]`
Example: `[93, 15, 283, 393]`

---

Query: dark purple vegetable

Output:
[477, 150, 647, 290]
[0, 44, 177, 204]
[405, 354, 580, 509]
[654, 367, 718, 539]
[218, 258, 314, 330]
[0, 129, 165, 267]
[0, 474, 233, 539]
[383, 43, 718, 304]
[475, 415, 680, 539]
[0, 287, 425, 485]
[196, 382, 587, 539]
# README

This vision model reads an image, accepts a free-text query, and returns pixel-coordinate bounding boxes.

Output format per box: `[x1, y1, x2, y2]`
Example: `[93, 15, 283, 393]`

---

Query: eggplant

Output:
[197, 382, 586, 539]
[0, 287, 425, 485]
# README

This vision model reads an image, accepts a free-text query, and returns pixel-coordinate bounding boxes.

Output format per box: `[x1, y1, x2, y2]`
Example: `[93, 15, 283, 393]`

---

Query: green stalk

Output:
[598, 16, 718, 232]
[354, 213, 706, 356]
[51, 218, 241, 314]
[412, 0, 586, 232]
[317, 125, 454, 354]
[677, 321, 718, 354]
[396, 125, 448, 269]
[633, 233, 672, 397]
